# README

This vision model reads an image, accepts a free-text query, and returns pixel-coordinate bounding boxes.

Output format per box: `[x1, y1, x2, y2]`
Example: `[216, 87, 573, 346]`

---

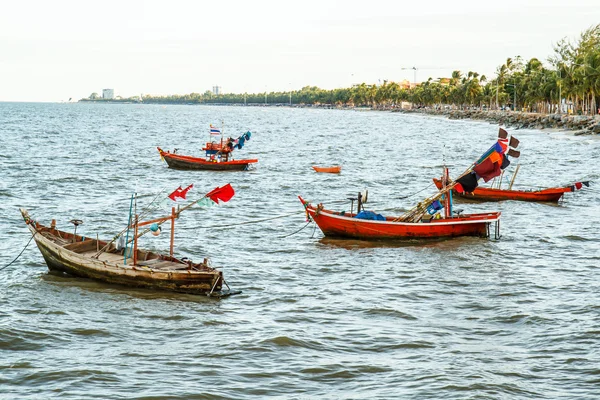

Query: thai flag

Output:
[210, 125, 221, 136]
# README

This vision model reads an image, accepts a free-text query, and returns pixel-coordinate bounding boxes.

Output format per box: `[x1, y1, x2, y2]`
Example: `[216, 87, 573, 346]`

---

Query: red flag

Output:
[168, 184, 194, 201]
[509, 136, 520, 148]
[206, 183, 235, 204]
[168, 186, 182, 201]
[498, 128, 508, 139]
[575, 182, 583, 190]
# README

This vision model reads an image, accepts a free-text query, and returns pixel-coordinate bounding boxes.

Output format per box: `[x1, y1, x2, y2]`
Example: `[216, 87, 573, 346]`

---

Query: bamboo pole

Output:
[508, 164, 521, 190]
[443, 168, 450, 218]
[497, 170, 505, 189]
[394, 165, 473, 223]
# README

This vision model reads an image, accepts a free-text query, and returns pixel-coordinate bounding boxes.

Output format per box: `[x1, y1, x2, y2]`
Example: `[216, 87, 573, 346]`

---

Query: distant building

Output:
[102, 89, 114, 99]
[212, 86, 222, 95]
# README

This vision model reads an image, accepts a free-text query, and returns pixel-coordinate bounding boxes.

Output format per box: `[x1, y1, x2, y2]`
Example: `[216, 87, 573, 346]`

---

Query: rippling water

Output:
[1, 102, 599, 399]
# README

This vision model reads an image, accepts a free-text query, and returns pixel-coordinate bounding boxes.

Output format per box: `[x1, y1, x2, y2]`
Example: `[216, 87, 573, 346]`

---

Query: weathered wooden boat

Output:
[433, 178, 574, 202]
[20, 185, 240, 297]
[312, 165, 342, 174]
[158, 128, 257, 171]
[158, 147, 258, 171]
[299, 196, 500, 240]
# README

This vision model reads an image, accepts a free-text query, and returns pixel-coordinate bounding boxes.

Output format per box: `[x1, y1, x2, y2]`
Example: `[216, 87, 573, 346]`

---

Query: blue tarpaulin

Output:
[354, 210, 385, 221]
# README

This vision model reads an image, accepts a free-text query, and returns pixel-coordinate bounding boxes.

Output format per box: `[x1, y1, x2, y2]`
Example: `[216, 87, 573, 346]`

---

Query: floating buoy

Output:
[150, 223, 161, 236]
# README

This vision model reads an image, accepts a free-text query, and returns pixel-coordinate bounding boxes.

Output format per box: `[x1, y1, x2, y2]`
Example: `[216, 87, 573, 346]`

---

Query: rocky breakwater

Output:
[394, 108, 600, 135]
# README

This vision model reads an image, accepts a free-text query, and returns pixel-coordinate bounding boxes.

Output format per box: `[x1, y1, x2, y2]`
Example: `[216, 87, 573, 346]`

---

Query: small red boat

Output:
[312, 165, 342, 174]
[433, 178, 573, 203]
[299, 196, 500, 240]
[158, 147, 257, 171]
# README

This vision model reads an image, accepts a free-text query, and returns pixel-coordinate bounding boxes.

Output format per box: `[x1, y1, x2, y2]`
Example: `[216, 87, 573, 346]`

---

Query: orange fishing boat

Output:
[433, 178, 575, 202]
[158, 147, 258, 171]
[158, 128, 257, 171]
[299, 134, 517, 241]
[434, 127, 590, 203]
[299, 196, 500, 240]
[312, 165, 342, 174]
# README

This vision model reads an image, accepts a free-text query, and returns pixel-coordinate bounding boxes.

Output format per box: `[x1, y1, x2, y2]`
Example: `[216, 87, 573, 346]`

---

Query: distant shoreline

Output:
[390, 108, 600, 135]
[77, 100, 600, 134]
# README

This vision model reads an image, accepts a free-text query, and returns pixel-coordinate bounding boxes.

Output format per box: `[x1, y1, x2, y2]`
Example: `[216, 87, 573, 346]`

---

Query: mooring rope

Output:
[279, 221, 312, 238]
[0, 232, 36, 272]
[197, 210, 304, 230]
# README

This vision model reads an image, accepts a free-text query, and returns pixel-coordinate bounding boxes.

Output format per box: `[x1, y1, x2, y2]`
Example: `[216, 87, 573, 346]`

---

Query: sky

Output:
[0, 0, 598, 102]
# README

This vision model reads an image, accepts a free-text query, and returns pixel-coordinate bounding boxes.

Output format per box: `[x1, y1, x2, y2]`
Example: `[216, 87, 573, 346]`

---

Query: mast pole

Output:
[170, 207, 176, 257]
[220, 121, 224, 161]
[133, 214, 138, 265]
[443, 167, 451, 218]
[123, 193, 134, 264]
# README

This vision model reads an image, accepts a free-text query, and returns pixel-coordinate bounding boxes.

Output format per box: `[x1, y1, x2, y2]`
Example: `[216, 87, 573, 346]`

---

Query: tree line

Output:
[81, 24, 600, 115]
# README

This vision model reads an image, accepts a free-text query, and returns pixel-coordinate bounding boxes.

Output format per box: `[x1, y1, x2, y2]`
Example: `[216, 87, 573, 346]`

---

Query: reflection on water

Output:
[316, 235, 474, 250]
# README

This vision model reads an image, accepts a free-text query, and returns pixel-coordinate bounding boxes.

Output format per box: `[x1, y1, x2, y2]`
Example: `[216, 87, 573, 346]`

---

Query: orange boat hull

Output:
[433, 178, 572, 202]
[312, 166, 341, 173]
[299, 196, 500, 240]
[158, 147, 257, 171]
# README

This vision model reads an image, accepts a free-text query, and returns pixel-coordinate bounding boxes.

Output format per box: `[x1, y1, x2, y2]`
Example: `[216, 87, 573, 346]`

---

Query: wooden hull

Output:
[433, 178, 571, 202]
[299, 197, 500, 240]
[312, 166, 342, 174]
[22, 212, 232, 296]
[158, 148, 257, 171]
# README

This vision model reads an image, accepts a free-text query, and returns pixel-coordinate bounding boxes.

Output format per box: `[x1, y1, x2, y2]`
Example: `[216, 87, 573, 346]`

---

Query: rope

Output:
[279, 221, 312, 238]
[0, 232, 36, 272]
[397, 182, 435, 200]
[196, 210, 304, 230]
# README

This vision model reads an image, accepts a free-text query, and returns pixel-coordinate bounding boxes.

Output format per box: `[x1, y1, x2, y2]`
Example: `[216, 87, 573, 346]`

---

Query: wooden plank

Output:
[80, 251, 127, 264]
[145, 261, 184, 270]
[136, 259, 163, 266]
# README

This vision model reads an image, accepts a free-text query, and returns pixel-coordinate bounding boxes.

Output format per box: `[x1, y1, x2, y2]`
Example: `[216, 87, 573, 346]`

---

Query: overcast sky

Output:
[0, 0, 598, 102]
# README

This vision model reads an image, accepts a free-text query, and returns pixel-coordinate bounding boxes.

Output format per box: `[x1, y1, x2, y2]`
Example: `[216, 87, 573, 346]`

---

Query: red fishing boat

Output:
[298, 196, 500, 240]
[158, 128, 257, 171]
[312, 165, 342, 174]
[434, 128, 590, 203]
[158, 147, 257, 171]
[432, 178, 574, 202]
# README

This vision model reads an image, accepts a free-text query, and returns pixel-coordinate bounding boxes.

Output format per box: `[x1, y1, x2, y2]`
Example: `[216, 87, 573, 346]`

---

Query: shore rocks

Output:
[392, 108, 600, 134]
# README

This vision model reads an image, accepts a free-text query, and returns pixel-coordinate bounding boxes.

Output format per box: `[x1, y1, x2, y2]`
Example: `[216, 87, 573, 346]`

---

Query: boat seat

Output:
[63, 240, 98, 253]
[41, 231, 70, 246]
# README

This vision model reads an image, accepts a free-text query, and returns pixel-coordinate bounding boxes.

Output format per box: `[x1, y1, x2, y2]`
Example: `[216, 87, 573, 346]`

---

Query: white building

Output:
[102, 89, 114, 99]
[212, 86, 221, 95]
